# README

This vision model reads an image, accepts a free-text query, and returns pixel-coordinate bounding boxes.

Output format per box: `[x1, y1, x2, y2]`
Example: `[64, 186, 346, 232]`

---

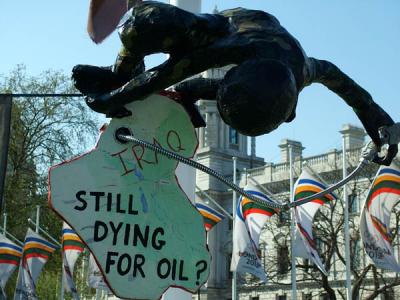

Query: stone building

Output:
[194, 84, 400, 300]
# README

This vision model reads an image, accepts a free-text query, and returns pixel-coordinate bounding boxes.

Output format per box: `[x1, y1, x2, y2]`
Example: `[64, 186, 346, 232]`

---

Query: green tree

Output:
[0, 65, 99, 298]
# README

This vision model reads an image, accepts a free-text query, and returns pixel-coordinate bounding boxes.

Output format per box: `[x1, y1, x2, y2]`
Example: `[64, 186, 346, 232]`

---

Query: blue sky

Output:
[1, 1, 399, 162]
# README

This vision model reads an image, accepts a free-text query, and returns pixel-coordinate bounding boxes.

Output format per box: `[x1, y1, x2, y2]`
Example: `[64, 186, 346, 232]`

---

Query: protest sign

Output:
[49, 94, 210, 299]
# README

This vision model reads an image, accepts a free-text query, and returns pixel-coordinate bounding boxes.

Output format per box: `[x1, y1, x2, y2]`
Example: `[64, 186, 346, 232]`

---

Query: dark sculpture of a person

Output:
[73, 1, 398, 165]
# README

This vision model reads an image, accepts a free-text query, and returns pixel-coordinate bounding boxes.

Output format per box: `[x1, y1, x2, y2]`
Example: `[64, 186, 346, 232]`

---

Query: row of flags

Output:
[197, 163, 400, 281]
[0, 224, 111, 299]
[0, 164, 398, 297]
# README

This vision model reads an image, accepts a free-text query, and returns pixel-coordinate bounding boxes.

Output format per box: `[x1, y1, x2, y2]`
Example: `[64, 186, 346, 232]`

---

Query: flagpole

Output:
[60, 261, 65, 300]
[35, 205, 40, 233]
[289, 145, 297, 300]
[3, 212, 6, 234]
[27, 218, 61, 247]
[232, 156, 237, 300]
[342, 137, 352, 299]
[196, 186, 233, 220]
[246, 176, 275, 199]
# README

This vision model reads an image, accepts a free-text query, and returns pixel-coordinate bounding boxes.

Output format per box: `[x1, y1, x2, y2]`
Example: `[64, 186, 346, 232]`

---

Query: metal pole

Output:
[3, 213, 6, 234]
[232, 157, 237, 300]
[35, 205, 40, 233]
[0, 95, 12, 215]
[342, 138, 352, 299]
[196, 186, 233, 220]
[289, 145, 297, 300]
[60, 261, 65, 300]
[27, 218, 61, 247]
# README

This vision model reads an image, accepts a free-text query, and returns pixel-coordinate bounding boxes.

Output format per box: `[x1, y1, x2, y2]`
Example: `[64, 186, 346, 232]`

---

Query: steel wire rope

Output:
[117, 131, 375, 211]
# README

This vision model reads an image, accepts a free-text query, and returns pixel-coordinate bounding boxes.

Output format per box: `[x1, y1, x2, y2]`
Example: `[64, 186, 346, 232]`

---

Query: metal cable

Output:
[284, 160, 368, 210]
[117, 133, 372, 211]
[118, 133, 283, 210]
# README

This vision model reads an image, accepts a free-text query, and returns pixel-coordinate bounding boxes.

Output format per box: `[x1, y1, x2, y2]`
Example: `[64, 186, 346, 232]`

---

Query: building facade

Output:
[194, 93, 400, 300]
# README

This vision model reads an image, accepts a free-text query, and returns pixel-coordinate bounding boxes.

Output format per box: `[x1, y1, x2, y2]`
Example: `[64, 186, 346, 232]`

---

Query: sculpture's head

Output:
[217, 59, 298, 136]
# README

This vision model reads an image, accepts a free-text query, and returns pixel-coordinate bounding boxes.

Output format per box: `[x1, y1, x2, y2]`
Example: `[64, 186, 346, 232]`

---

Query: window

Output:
[278, 211, 290, 226]
[276, 295, 287, 300]
[351, 239, 361, 269]
[277, 246, 289, 274]
[319, 293, 329, 300]
[381, 288, 395, 300]
[315, 237, 324, 254]
[229, 127, 239, 145]
[251, 297, 259, 300]
[302, 293, 312, 300]
[348, 193, 358, 214]
[302, 258, 310, 273]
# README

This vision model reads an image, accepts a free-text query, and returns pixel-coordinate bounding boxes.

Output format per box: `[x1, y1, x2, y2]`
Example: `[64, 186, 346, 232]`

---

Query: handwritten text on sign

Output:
[49, 95, 210, 300]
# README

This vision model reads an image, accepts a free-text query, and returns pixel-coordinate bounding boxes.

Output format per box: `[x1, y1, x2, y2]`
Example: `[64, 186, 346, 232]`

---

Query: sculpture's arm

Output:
[174, 78, 222, 100]
[308, 57, 397, 165]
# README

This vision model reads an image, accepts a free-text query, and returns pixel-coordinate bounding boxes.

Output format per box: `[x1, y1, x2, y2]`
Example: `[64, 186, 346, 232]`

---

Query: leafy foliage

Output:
[0, 65, 101, 298]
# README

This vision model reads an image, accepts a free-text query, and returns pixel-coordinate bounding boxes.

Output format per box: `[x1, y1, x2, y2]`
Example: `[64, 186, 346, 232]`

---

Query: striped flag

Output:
[62, 223, 85, 299]
[0, 233, 22, 298]
[195, 203, 225, 231]
[360, 164, 400, 272]
[293, 169, 335, 275]
[14, 228, 58, 300]
[230, 183, 278, 282]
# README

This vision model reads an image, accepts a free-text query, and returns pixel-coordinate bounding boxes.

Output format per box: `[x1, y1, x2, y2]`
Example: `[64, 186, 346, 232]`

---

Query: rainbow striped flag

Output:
[62, 223, 85, 299]
[360, 164, 400, 272]
[293, 169, 335, 275]
[14, 228, 58, 300]
[0, 233, 22, 298]
[195, 203, 225, 231]
[231, 183, 278, 282]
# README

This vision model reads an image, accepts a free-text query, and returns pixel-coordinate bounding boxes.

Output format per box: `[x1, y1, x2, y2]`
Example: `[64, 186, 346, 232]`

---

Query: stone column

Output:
[279, 139, 304, 163]
[339, 124, 366, 149]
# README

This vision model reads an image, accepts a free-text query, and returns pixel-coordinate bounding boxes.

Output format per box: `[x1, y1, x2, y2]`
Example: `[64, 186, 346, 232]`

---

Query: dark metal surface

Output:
[72, 2, 398, 165]
[0, 95, 12, 213]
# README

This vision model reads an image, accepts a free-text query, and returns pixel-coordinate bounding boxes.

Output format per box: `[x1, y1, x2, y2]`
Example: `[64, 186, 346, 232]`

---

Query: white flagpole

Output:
[196, 186, 233, 220]
[289, 145, 297, 300]
[342, 137, 352, 299]
[232, 156, 237, 300]
[61, 260, 65, 300]
[35, 205, 40, 233]
[3, 212, 6, 234]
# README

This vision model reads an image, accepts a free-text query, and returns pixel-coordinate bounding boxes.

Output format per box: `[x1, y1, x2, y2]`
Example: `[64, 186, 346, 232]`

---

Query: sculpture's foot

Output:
[72, 65, 125, 95]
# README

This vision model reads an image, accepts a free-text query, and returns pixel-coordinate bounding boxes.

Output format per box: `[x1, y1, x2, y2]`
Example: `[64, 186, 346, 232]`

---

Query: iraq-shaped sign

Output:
[49, 93, 210, 300]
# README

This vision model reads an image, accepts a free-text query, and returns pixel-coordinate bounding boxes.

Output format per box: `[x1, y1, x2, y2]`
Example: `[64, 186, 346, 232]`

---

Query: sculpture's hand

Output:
[372, 123, 400, 166]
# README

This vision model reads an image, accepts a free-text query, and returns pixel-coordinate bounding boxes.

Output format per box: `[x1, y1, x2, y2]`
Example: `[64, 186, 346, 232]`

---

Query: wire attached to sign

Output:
[116, 129, 376, 211]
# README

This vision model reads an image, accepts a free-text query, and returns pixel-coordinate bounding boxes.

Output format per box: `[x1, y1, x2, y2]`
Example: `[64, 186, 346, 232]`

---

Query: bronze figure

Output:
[73, 1, 397, 165]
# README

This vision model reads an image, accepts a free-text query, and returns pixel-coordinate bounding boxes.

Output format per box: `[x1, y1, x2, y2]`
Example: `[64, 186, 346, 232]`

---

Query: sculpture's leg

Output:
[308, 57, 397, 165]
